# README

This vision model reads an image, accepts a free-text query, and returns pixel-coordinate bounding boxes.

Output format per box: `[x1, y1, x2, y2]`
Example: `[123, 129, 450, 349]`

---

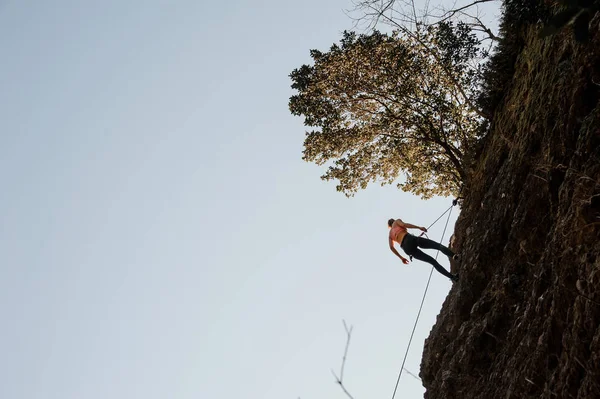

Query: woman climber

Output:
[388, 218, 459, 282]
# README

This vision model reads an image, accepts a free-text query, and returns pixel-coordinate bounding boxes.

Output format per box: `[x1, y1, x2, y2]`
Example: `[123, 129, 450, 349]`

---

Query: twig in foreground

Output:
[331, 320, 356, 399]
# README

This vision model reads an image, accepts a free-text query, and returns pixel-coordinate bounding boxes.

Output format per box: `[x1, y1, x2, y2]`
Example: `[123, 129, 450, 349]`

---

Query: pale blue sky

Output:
[0, 1, 475, 398]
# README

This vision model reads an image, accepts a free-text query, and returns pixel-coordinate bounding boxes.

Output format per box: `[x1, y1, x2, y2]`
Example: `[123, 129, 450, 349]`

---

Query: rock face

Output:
[420, 22, 600, 399]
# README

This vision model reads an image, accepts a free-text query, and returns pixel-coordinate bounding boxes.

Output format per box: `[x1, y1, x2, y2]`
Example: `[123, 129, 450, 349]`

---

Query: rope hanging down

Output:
[390, 201, 456, 399]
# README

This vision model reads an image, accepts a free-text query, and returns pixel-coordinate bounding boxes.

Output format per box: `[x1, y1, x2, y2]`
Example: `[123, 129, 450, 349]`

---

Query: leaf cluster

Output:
[289, 25, 485, 198]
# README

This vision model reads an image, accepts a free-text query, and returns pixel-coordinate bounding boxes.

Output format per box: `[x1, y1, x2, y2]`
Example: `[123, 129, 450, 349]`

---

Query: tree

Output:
[289, 25, 484, 199]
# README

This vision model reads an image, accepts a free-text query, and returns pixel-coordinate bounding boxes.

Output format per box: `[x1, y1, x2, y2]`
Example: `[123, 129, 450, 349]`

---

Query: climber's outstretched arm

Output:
[393, 219, 426, 232]
[389, 238, 409, 264]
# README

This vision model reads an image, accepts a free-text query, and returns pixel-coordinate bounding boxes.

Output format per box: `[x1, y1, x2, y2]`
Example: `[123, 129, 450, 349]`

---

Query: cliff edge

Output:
[420, 16, 600, 399]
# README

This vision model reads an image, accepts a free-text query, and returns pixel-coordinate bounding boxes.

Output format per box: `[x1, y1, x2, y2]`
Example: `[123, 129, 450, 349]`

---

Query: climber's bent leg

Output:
[416, 236, 454, 258]
[410, 248, 454, 279]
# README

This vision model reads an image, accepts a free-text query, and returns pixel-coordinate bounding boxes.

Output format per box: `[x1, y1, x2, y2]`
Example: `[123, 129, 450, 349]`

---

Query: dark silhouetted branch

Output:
[331, 320, 356, 399]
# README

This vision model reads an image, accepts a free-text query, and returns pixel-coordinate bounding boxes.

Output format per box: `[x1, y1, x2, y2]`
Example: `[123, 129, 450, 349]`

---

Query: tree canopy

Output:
[289, 24, 484, 198]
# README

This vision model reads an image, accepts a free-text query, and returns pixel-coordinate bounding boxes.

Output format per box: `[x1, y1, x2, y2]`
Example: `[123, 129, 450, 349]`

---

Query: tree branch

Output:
[331, 320, 356, 399]
[371, 10, 486, 117]
[437, 0, 496, 23]
[458, 10, 500, 41]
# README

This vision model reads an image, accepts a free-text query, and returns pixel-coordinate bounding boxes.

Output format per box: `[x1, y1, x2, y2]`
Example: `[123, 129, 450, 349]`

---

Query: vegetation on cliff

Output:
[289, 22, 486, 199]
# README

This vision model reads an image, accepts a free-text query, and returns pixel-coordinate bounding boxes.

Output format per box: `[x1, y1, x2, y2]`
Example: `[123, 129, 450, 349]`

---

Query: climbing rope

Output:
[390, 201, 456, 399]
[409, 203, 454, 260]
[422, 203, 454, 233]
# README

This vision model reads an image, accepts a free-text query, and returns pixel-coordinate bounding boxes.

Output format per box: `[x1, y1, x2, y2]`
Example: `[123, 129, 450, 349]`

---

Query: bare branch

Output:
[331, 320, 356, 399]
[340, 320, 353, 382]
[351, 0, 499, 43]
[437, 0, 496, 22]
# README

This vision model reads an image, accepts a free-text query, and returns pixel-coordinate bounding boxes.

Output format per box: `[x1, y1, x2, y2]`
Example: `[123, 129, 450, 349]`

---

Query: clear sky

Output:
[0, 1, 492, 398]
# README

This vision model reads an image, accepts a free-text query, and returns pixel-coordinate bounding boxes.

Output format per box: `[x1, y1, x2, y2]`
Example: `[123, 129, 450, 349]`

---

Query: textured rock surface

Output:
[420, 21, 600, 399]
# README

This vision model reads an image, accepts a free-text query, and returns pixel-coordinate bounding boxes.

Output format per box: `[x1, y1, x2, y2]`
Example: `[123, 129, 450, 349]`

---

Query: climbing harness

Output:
[390, 200, 457, 399]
